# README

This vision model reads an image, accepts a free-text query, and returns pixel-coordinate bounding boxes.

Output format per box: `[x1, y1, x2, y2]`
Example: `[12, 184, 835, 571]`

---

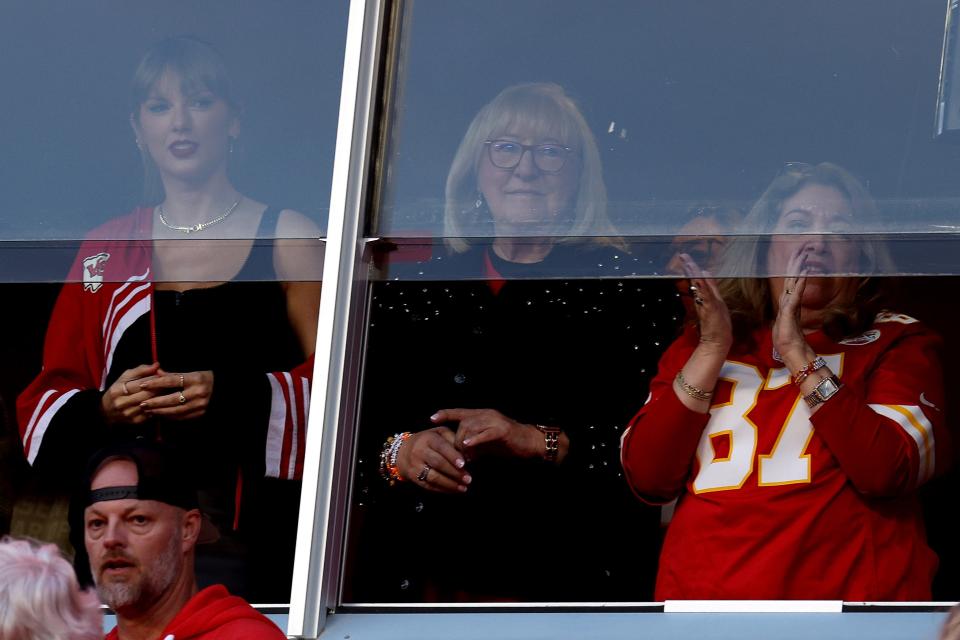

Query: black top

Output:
[39, 206, 304, 601]
[345, 243, 684, 602]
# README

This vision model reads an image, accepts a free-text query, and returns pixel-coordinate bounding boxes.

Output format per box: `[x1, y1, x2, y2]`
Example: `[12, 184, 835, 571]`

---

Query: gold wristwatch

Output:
[803, 375, 842, 408]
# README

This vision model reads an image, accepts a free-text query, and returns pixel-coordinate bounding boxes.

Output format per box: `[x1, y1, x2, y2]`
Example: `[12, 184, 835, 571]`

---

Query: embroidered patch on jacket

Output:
[839, 329, 881, 346]
[82, 252, 110, 293]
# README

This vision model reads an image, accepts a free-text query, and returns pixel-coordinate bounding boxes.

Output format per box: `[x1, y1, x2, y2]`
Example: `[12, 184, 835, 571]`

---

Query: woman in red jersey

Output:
[622, 162, 950, 601]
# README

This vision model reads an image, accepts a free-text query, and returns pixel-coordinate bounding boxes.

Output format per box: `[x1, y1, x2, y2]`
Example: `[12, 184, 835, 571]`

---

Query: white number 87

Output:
[692, 355, 843, 493]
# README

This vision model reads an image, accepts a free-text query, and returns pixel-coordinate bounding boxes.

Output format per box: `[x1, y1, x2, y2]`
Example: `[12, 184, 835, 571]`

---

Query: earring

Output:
[474, 192, 484, 210]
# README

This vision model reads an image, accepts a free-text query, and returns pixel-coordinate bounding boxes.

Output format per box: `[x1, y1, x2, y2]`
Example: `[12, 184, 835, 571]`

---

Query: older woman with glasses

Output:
[622, 162, 950, 600]
[347, 83, 681, 602]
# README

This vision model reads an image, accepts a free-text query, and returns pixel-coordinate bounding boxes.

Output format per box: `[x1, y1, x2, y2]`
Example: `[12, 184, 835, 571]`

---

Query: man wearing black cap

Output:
[80, 441, 285, 639]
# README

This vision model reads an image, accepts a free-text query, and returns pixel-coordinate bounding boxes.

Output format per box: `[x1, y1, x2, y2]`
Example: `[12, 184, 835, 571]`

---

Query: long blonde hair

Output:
[443, 83, 621, 252]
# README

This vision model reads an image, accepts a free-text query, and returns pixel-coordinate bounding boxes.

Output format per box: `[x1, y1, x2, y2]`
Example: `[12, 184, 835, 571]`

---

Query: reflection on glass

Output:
[346, 84, 683, 602]
[623, 162, 947, 600]
[16, 37, 322, 603]
[666, 204, 744, 320]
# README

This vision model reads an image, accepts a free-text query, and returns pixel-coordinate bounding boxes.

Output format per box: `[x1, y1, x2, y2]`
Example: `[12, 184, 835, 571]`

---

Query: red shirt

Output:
[105, 584, 285, 640]
[621, 313, 949, 600]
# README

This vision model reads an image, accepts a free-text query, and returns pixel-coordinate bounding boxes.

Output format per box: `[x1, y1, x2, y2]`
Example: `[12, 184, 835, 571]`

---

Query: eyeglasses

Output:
[776, 161, 871, 189]
[483, 139, 574, 174]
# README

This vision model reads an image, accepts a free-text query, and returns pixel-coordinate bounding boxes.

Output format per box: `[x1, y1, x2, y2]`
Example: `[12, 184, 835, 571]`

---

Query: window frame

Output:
[288, 1, 960, 637]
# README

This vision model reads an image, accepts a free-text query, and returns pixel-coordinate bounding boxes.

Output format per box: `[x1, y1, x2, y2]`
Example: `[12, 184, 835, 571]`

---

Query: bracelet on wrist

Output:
[379, 432, 411, 486]
[534, 424, 561, 462]
[792, 356, 827, 386]
[676, 370, 714, 401]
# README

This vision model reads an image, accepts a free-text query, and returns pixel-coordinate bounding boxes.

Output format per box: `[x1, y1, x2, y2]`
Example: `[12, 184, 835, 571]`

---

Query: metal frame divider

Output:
[286, 0, 387, 636]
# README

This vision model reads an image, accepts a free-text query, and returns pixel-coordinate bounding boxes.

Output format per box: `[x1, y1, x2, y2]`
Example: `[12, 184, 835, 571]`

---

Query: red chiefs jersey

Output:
[621, 313, 949, 601]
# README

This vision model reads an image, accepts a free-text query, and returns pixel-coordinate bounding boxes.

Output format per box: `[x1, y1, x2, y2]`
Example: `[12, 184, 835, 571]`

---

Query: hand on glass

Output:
[101, 362, 162, 425]
[138, 368, 214, 421]
[679, 253, 732, 355]
[397, 427, 470, 494]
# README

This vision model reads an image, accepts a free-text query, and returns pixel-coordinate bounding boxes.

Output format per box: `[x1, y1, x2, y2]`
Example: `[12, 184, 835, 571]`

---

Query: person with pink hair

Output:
[0, 536, 102, 640]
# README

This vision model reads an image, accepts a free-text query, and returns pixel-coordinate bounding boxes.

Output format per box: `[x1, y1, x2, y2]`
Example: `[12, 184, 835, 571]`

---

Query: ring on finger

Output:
[179, 374, 185, 389]
[417, 464, 431, 482]
[122, 381, 130, 395]
[178, 391, 187, 405]
[694, 295, 705, 306]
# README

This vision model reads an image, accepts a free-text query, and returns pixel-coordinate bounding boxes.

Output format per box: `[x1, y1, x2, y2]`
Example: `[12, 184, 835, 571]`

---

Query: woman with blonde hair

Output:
[622, 162, 949, 600]
[443, 82, 620, 255]
[18, 35, 321, 602]
[349, 83, 680, 602]
[0, 536, 102, 640]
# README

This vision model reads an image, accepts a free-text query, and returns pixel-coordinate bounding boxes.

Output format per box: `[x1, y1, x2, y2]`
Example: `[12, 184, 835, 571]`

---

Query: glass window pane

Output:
[0, 1, 346, 619]
[342, 0, 960, 606]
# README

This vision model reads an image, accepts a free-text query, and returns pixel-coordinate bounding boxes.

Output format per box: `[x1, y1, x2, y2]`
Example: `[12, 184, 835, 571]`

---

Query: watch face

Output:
[817, 376, 841, 398]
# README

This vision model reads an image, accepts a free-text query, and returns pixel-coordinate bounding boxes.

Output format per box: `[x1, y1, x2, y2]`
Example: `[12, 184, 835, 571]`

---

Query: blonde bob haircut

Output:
[718, 162, 896, 341]
[0, 537, 103, 640]
[443, 83, 621, 253]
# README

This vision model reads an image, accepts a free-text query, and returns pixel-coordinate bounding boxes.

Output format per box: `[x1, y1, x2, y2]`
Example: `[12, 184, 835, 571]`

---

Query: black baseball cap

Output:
[81, 439, 200, 511]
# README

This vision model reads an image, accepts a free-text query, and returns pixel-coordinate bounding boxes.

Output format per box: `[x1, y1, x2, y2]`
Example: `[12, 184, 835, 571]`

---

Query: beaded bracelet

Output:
[676, 370, 714, 401]
[379, 432, 411, 486]
[792, 356, 827, 386]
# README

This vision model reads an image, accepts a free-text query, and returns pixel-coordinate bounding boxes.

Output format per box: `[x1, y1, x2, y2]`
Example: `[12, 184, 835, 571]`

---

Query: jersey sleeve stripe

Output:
[101, 269, 150, 337]
[265, 373, 287, 478]
[296, 376, 310, 479]
[23, 389, 57, 447]
[100, 295, 151, 390]
[282, 372, 298, 480]
[102, 280, 151, 350]
[868, 403, 934, 484]
[25, 389, 81, 465]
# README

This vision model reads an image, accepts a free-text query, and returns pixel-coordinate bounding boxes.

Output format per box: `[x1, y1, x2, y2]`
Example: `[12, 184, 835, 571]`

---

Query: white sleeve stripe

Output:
[26, 389, 81, 465]
[265, 373, 287, 478]
[24, 389, 57, 443]
[101, 269, 150, 336]
[300, 376, 311, 469]
[868, 403, 934, 484]
[102, 282, 151, 350]
[101, 296, 152, 390]
[282, 372, 298, 480]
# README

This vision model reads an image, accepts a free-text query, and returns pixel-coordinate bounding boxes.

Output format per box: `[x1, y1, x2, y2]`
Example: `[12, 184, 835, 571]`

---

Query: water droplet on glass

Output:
[454, 373, 466, 384]
[400, 579, 410, 590]
[415, 502, 424, 513]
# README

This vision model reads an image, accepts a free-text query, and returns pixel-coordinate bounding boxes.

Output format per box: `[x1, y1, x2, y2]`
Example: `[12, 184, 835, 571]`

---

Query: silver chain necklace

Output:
[157, 198, 242, 234]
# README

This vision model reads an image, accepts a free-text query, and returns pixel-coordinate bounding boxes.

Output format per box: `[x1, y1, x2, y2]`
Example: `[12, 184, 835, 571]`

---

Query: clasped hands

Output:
[101, 362, 214, 425]
[397, 408, 546, 494]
